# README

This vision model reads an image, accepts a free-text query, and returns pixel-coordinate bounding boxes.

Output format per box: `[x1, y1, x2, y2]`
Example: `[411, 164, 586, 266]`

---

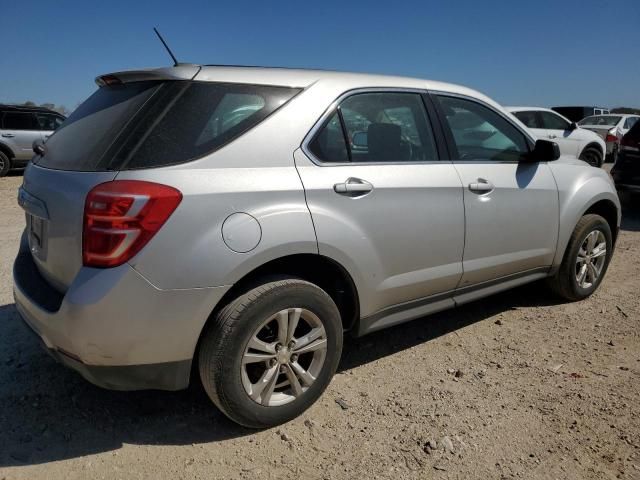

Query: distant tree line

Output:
[611, 107, 640, 115]
[22, 101, 69, 116]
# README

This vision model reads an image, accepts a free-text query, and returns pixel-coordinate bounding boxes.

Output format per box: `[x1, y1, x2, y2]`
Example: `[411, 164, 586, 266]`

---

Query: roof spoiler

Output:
[95, 65, 201, 87]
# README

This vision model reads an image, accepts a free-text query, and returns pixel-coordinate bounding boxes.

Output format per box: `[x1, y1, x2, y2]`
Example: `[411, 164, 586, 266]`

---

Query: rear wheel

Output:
[579, 147, 603, 168]
[198, 278, 343, 428]
[547, 214, 613, 301]
[0, 151, 11, 177]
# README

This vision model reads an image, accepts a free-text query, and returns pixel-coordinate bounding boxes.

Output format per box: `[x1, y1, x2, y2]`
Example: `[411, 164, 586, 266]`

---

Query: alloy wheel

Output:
[241, 308, 328, 407]
[575, 229, 607, 289]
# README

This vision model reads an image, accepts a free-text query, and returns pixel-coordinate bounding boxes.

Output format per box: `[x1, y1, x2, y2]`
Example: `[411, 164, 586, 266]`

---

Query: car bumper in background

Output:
[13, 235, 229, 391]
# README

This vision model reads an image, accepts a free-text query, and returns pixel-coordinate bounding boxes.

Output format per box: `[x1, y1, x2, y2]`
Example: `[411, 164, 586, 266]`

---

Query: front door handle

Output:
[1, 133, 15, 138]
[468, 178, 494, 193]
[334, 177, 374, 195]
[548, 134, 557, 139]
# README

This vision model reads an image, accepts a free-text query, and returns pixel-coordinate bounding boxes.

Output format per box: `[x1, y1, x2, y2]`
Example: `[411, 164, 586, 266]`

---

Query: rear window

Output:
[578, 115, 622, 127]
[35, 81, 300, 171]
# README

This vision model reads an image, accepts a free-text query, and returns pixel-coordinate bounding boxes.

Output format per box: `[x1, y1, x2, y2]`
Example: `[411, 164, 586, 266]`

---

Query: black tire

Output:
[198, 278, 343, 428]
[579, 147, 603, 168]
[547, 214, 613, 301]
[0, 151, 11, 177]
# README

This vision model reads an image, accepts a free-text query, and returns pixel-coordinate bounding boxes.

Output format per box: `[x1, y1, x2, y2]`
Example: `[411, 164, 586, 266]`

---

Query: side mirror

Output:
[531, 139, 560, 162]
[568, 122, 578, 131]
[32, 139, 45, 156]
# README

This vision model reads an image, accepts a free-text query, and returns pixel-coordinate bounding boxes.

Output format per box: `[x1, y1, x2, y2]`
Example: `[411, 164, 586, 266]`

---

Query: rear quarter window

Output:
[36, 81, 300, 171]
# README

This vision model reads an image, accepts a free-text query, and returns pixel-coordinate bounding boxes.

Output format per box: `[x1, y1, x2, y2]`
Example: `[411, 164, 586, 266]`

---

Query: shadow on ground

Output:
[0, 280, 561, 467]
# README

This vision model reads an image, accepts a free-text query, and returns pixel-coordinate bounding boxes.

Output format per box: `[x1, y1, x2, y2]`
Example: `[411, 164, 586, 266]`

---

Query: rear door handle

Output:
[334, 178, 373, 195]
[548, 134, 557, 139]
[1, 133, 15, 138]
[468, 178, 494, 193]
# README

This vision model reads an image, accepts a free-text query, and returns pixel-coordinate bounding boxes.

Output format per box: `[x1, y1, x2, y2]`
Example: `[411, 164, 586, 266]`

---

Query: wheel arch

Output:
[552, 185, 620, 273]
[579, 142, 604, 163]
[0, 142, 15, 159]
[188, 253, 360, 385]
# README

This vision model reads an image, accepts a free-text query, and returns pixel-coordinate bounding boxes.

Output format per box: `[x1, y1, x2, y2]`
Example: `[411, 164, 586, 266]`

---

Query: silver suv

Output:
[0, 105, 65, 176]
[13, 65, 620, 428]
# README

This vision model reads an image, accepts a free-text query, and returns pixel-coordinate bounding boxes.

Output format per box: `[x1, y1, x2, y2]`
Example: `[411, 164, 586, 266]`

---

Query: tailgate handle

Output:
[17, 187, 49, 220]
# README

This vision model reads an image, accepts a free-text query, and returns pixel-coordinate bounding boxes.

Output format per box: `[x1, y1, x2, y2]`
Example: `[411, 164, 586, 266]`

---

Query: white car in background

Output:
[578, 114, 640, 163]
[507, 107, 606, 167]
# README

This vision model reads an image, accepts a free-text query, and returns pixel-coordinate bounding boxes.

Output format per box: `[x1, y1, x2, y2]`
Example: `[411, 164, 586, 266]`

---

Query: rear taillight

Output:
[83, 180, 182, 268]
[605, 128, 619, 143]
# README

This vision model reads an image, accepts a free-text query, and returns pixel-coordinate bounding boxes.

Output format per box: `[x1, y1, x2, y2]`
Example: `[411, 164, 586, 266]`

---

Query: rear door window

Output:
[36, 81, 300, 171]
[35, 113, 65, 131]
[513, 111, 542, 129]
[2, 112, 39, 130]
[539, 111, 570, 130]
[308, 92, 438, 163]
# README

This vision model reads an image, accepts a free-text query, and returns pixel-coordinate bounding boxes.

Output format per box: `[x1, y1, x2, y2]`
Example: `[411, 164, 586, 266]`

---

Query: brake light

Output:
[605, 128, 619, 143]
[83, 181, 182, 268]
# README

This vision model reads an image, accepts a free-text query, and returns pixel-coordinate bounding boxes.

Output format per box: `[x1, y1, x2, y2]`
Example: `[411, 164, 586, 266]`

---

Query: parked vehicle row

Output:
[13, 65, 620, 428]
[578, 114, 640, 163]
[0, 104, 66, 176]
[611, 119, 640, 196]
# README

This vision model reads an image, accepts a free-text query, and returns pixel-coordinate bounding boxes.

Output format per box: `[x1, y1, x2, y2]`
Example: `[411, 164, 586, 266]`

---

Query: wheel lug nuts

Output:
[288, 341, 295, 349]
[291, 354, 298, 362]
[275, 344, 282, 352]
[279, 365, 287, 373]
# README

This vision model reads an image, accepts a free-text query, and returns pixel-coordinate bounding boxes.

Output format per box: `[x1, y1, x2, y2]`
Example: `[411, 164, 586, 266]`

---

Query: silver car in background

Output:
[13, 65, 620, 428]
[578, 114, 640, 162]
[0, 104, 65, 176]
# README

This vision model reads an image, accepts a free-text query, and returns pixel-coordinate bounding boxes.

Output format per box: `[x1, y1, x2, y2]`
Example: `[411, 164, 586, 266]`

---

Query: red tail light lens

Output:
[605, 129, 619, 143]
[83, 180, 182, 268]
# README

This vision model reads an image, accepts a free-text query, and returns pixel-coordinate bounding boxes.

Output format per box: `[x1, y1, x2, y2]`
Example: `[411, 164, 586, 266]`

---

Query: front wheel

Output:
[198, 278, 343, 428]
[547, 214, 613, 301]
[0, 151, 11, 177]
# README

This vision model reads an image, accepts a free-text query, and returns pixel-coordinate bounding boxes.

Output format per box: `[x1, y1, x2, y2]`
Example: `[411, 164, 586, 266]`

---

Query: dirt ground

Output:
[1, 169, 639, 480]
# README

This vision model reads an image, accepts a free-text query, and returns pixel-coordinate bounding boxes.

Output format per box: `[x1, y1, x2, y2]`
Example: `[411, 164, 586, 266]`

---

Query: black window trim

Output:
[429, 91, 536, 164]
[301, 87, 447, 167]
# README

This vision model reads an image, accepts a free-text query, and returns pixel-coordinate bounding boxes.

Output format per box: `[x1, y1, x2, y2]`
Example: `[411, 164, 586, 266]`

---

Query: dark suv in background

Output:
[0, 104, 66, 176]
[611, 120, 640, 201]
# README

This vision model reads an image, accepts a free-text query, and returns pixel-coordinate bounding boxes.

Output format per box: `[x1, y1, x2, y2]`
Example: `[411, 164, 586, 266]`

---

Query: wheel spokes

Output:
[249, 363, 280, 404]
[290, 361, 316, 387]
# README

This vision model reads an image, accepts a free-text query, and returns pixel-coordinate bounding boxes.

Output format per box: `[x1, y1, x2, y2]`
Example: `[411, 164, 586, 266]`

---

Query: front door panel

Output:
[453, 161, 559, 286]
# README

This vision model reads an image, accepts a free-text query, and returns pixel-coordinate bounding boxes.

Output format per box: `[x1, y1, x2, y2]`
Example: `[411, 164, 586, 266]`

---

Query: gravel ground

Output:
[1, 170, 639, 480]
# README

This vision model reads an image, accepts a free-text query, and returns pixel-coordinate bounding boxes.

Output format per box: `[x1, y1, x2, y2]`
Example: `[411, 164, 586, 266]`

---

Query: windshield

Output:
[578, 115, 622, 127]
[35, 81, 300, 171]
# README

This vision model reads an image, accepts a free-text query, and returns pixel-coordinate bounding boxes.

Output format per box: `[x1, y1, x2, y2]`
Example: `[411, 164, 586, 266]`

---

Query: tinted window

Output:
[36, 81, 161, 170]
[35, 113, 65, 131]
[36, 81, 300, 171]
[2, 112, 39, 130]
[578, 115, 622, 126]
[624, 117, 639, 129]
[539, 111, 570, 130]
[436, 95, 530, 161]
[308, 112, 348, 163]
[339, 93, 437, 162]
[513, 111, 541, 129]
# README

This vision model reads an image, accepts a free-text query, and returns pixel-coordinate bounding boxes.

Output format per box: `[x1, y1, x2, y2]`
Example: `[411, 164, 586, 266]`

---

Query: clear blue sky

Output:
[1, 0, 638, 111]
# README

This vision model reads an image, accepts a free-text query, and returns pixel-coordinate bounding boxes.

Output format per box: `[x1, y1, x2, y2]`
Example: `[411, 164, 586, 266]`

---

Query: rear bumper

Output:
[13, 235, 230, 391]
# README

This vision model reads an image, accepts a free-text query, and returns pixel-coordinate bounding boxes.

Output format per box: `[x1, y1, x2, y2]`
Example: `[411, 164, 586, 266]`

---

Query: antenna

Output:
[153, 27, 179, 66]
